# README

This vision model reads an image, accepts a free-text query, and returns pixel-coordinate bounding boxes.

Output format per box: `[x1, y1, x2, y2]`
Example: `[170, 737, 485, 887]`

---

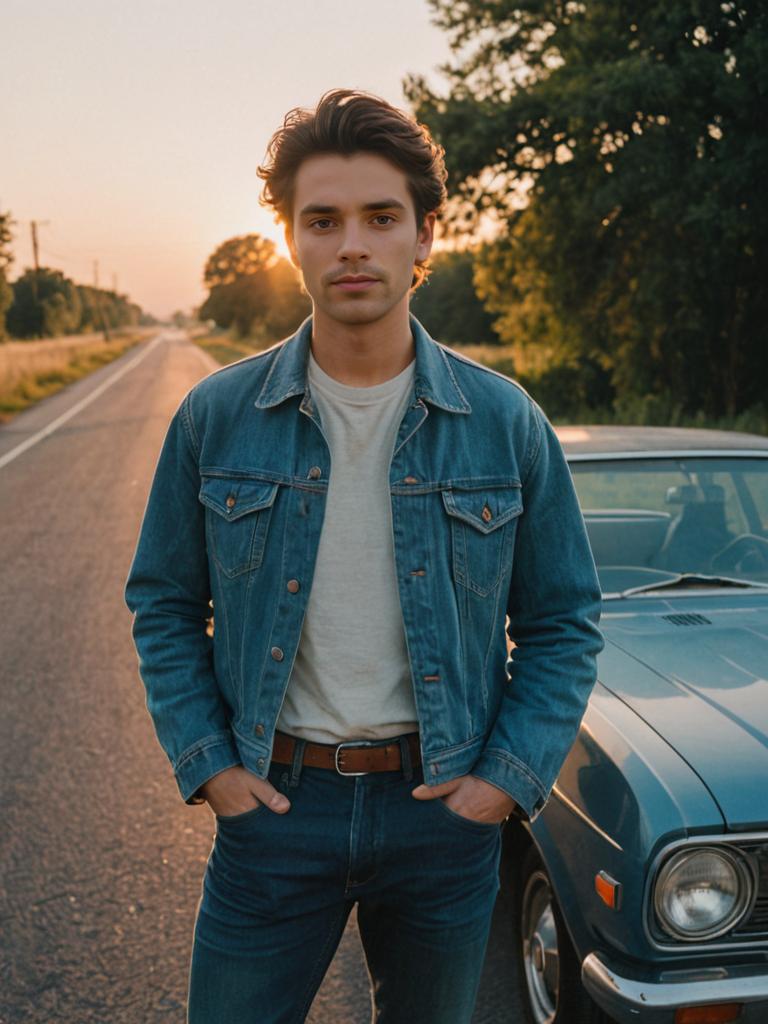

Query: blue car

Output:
[501, 426, 768, 1024]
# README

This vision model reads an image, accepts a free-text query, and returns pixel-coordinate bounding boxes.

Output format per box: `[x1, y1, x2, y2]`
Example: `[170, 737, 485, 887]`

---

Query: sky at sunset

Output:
[2, 1, 453, 319]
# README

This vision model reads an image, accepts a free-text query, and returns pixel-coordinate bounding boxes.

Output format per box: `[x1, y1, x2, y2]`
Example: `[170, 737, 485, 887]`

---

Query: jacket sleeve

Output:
[471, 399, 604, 823]
[123, 390, 241, 804]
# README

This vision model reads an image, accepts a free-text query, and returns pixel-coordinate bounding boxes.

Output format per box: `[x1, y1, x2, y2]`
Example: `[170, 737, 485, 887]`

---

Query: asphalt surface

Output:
[0, 330, 521, 1023]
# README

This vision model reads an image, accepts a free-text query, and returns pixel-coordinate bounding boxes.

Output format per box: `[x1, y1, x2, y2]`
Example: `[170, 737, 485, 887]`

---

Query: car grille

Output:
[660, 612, 712, 626]
[733, 842, 768, 935]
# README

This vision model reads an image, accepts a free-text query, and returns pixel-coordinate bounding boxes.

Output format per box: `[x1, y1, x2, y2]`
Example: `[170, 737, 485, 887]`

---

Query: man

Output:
[124, 89, 603, 1024]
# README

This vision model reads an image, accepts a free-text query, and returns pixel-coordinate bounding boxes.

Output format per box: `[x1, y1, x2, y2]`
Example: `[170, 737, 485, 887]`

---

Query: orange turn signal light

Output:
[594, 870, 621, 910]
[674, 1004, 743, 1023]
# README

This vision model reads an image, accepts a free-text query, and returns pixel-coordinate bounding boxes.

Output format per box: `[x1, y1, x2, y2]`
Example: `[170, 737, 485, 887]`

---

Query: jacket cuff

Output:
[174, 731, 242, 805]
[471, 747, 548, 823]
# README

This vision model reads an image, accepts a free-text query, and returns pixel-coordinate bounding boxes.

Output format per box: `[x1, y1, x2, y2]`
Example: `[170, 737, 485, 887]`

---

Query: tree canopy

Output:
[203, 234, 279, 289]
[200, 233, 310, 340]
[6, 267, 143, 339]
[406, 0, 767, 420]
[410, 247, 501, 345]
[0, 209, 14, 341]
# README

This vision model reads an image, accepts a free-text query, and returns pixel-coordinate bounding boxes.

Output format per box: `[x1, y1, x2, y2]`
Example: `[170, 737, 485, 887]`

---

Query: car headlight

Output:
[653, 846, 752, 941]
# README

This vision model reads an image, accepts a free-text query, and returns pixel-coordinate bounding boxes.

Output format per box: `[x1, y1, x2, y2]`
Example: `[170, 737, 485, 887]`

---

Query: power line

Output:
[38, 245, 69, 262]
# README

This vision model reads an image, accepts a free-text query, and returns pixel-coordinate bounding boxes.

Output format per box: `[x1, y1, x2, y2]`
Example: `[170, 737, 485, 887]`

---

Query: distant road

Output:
[0, 329, 518, 1022]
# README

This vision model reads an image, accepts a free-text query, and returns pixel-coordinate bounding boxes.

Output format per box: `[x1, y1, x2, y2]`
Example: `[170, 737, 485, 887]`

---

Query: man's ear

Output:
[416, 211, 437, 262]
[284, 224, 300, 269]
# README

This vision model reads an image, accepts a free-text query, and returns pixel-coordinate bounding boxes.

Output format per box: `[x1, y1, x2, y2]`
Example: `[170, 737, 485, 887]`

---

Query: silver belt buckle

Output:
[334, 739, 376, 776]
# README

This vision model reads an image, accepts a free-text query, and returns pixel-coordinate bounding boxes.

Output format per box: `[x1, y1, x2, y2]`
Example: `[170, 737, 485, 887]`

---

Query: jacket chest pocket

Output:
[199, 476, 279, 579]
[442, 485, 523, 596]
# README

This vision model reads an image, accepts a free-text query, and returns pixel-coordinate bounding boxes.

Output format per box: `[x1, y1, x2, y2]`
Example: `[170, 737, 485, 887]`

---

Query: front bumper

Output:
[582, 951, 768, 1023]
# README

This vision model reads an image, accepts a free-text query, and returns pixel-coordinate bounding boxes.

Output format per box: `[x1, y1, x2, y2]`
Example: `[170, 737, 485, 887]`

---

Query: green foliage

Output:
[193, 334, 272, 366]
[261, 258, 312, 339]
[0, 272, 11, 343]
[407, 0, 768, 421]
[0, 208, 14, 341]
[7, 268, 82, 337]
[472, 220, 585, 375]
[0, 211, 12, 272]
[410, 248, 501, 345]
[203, 234, 278, 288]
[200, 233, 310, 340]
[76, 284, 141, 332]
[6, 267, 144, 338]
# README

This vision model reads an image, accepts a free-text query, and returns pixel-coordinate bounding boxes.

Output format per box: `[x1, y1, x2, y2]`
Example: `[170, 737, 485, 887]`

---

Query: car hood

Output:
[599, 598, 768, 831]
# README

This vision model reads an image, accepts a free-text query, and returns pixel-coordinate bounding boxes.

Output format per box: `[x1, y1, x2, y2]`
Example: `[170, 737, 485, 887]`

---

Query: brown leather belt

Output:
[271, 730, 421, 775]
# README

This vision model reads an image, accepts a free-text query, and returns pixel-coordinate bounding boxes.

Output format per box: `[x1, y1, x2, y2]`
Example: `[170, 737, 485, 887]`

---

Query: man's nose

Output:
[336, 223, 371, 262]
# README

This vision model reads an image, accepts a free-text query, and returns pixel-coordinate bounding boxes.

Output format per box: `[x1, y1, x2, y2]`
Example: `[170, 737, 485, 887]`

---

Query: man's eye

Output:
[311, 219, 334, 229]
[373, 215, 395, 225]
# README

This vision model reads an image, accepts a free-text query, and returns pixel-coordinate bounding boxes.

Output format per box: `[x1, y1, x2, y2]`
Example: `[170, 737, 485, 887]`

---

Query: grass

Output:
[191, 326, 517, 369]
[189, 326, 766, 435]
[191, 328, 280, 367]
[0, 329, 153, 423]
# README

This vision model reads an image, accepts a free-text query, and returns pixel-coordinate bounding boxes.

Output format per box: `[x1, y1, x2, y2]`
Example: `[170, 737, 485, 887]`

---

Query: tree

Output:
[410, 247, 500, 346]
[7, 268, 82, 338]
[76, 285, 106, 333]
[6, 269, 144, 339]
[201, 234, 277, 337]
[0, 273, 11, 341]
[406, 1, 768, 418]
[203, 234, 278, 288]
[0, 209, 14, 342]
[200, 233, 309, 339]
[260, 258, 311, 339]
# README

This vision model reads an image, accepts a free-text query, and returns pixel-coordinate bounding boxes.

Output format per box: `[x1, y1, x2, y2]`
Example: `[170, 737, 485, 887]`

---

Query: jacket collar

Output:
[254, 313, 471, 414]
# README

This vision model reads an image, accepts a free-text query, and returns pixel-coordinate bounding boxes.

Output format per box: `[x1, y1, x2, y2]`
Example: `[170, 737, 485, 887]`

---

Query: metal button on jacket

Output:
[308, 466, 322, 479]
[271, 646, 284, 661]
[286, 579, 300, 593]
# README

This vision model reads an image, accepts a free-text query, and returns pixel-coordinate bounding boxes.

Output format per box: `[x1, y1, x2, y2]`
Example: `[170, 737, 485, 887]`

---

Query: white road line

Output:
[0, 332, 165, 471]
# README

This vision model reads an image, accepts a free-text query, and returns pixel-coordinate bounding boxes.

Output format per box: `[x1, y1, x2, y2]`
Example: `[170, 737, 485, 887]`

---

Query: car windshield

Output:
[568, 456, 768, 595]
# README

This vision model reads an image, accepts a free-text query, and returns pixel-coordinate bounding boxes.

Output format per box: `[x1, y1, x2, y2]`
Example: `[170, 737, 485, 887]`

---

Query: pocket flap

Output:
[199, 476, 279, 521]
[442, 485, 523, 534]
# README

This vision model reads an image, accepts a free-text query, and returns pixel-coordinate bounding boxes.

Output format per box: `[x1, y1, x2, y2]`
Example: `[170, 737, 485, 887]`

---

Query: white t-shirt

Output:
[275, 349, 419, 743]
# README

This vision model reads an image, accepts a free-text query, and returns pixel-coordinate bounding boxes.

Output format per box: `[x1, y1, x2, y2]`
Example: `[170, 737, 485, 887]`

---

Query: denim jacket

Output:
[124, 314, 603, 822]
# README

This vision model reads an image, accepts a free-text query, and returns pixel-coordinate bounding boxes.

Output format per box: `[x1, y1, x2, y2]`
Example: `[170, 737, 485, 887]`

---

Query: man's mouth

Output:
[332, 275, 380, 291]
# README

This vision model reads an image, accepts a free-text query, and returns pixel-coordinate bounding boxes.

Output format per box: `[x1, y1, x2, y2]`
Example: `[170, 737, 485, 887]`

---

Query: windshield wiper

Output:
[619, 572, 768, 598]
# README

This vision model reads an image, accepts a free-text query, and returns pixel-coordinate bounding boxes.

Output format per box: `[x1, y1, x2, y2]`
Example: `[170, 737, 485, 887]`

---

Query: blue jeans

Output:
[187, 734, 503, 1023]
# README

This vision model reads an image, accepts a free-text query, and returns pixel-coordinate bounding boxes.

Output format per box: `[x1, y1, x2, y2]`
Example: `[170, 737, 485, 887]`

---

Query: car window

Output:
[571, 464, 689, 513]
[569, 457, 768, 592]
[743, 471, 768, 531]
[697, 469, 748, 536]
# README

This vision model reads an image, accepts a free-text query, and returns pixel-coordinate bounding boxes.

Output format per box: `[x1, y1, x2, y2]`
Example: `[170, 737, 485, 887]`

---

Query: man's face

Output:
[285, 151, 435, 328]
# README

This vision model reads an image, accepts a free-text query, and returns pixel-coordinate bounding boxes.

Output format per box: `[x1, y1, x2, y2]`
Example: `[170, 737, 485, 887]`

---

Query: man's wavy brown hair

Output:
[257, 89, 448, 290]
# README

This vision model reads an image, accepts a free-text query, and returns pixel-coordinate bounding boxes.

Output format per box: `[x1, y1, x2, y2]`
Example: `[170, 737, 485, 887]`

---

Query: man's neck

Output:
[309, 303, 415, 387]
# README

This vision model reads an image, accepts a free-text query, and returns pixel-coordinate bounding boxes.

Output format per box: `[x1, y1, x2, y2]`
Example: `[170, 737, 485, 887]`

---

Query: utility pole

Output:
[31, 222, 40, 272]
[29, 219, 49, 302]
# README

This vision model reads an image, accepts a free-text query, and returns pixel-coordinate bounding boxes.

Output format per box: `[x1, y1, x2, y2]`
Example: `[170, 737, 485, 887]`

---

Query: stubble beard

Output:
[312, 271, 414, 327]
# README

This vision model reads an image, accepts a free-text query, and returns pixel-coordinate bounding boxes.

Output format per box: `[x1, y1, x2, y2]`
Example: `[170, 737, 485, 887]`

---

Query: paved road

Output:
[0, 330, 521, 1023]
